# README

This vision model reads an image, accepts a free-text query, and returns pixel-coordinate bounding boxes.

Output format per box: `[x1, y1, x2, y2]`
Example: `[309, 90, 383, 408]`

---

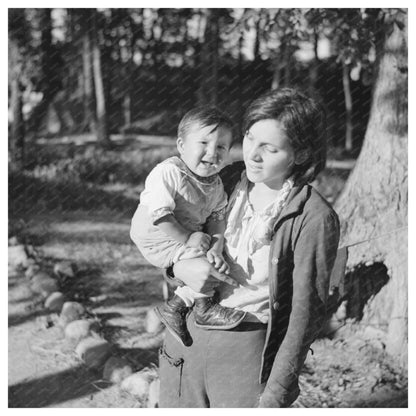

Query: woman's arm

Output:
[259, 210, 340, 407]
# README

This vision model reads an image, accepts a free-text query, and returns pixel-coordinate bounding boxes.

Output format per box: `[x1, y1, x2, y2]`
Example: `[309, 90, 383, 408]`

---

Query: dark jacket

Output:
[166, 162, 340, 407]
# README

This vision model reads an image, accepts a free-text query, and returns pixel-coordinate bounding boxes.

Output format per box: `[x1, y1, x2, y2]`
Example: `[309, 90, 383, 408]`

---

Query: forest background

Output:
[7, 7, 409, 408]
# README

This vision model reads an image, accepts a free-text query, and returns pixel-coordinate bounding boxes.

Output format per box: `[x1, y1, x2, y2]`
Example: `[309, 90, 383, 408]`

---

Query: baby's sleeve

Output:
[207, 182, 228, 222]
[140, 162, 180, 224]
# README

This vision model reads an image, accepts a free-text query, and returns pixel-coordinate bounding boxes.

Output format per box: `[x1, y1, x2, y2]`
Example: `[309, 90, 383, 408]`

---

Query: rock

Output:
[147, 378, 160, 408]
[335, 300, 348, 321]
[30, 272, 59, 297]
[8, 236, 19, 246]
[60, 301, 86, 326]
[361, 326, 386, 341]
[65, 319, 94, 342]
[25, 264, 41, 279]
[75, 337, 112, 369]
[53, 261, 75, 279]
[44, 291, 66, 312]
[321, 318, 344, 338]
[8, 245, 28, 268]
[121, 368, 158, 400]
[120, 372, 151, 400]
[145, 308, 163, 333]
[103, 357, 133, 384]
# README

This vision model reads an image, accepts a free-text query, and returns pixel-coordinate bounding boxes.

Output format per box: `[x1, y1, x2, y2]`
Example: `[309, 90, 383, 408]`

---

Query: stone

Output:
[30, 272, 59, 297]
[145, 308, 163, 333]
[75, 337, 112, 369]
[53, 261, 75, 279]
[25, 264, 41, 279]
[8, 236, 19, 246]
[44, 291, 66, 312]
[147, 378, 160, 408]
[120, 372, 151, 400]
[120, 367, 158, 401]
[60, 301, 86, 326]
[65, 319, 94, 342]
[103, 356, 133, 384]
[8, 245, 28, 268]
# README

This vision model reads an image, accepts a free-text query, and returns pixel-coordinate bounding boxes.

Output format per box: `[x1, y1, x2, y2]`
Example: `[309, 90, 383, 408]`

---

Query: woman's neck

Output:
[248, 181, 285, 211]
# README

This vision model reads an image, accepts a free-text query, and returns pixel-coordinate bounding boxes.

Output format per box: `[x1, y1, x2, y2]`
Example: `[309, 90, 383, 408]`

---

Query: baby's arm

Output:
[205, 217, 230, 274]
[156, 215, 211, 252]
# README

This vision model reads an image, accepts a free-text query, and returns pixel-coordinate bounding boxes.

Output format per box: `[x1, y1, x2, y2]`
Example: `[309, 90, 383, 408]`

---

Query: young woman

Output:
[158, 88, 340, 407]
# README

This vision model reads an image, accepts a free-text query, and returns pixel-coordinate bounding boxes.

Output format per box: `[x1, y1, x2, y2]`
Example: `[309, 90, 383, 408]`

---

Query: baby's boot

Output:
[193, 297, 246, 330]
[154, 295, 193, 347]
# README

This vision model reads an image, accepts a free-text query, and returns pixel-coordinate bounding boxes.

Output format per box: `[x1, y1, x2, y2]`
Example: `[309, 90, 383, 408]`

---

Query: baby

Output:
[130, 107, 246, 346]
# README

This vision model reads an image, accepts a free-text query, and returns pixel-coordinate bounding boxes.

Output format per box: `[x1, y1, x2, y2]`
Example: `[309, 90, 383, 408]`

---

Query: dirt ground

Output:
[8, 211, 408, 408]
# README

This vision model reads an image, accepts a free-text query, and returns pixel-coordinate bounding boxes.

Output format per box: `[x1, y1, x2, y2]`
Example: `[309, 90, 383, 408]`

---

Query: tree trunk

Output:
[27, 9, 62, 137]
[81, 15, 95, 133]
[91, 10, 110, 146]
[342, 62, 353, 152]
[9, 39, 24, 171]
[334, 13, 408, 368]
[308, 30, 319, 94]
[197, 9, 219, 106]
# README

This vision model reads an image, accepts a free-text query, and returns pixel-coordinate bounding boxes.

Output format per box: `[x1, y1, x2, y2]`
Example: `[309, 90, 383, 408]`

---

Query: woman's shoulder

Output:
[219, 161, 245, 196]
[304, 185, 339, 224]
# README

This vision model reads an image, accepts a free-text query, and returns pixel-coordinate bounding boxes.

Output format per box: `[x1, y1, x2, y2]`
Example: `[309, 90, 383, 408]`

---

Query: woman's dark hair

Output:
[178, 106, 234, 144]
[243, 88, 327, 184]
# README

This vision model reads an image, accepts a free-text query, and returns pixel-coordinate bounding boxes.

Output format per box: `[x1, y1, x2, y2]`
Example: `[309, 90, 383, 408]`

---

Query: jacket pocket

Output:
[159, 344, 185, 399]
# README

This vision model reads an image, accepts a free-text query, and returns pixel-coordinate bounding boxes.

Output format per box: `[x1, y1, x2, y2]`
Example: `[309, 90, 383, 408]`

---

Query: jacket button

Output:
[272, 257, 279, 265]
[273, 301, 279, 310]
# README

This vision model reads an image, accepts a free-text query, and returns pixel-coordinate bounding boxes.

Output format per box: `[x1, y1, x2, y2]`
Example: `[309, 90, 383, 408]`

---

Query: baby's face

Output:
[177, 123, 232, 177]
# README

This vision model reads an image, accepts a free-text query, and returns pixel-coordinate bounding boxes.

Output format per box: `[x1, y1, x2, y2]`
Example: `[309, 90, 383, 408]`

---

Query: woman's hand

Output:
[173, 257, 238, 295]
[186, 231, 211, 252]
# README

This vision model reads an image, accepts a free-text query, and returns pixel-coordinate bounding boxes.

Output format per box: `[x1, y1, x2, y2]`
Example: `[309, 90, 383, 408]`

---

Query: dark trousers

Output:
[159, 312, 267, 408]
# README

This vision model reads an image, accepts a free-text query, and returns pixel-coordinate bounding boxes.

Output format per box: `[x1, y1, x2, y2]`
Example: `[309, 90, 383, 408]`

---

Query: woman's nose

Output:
[249, 145, 262, 162]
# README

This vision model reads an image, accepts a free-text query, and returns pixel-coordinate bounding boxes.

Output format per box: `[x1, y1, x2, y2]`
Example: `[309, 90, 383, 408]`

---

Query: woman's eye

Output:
[266, 146, 277, 153]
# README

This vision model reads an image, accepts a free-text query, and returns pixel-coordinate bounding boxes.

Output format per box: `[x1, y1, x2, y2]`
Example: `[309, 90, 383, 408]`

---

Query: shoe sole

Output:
[194, 312, 247, 330]
[154, 307, 193, 347]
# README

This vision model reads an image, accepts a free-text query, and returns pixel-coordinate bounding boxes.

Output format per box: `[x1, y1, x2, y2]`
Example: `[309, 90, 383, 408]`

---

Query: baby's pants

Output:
[159, 312, 267, 407]
[136, 238, 209, 305]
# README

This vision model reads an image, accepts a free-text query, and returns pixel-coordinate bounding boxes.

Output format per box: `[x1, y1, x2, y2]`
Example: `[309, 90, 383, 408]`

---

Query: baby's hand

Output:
[186, 231, 211, 252]
[206, 249, 230, 274]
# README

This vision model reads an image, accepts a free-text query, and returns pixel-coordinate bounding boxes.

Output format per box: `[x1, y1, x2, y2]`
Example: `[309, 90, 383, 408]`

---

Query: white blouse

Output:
[218, 171, 293, 323]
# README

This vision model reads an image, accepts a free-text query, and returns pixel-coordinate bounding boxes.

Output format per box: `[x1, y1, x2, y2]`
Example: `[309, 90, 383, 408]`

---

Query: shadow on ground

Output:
[8, 365, 107, 408]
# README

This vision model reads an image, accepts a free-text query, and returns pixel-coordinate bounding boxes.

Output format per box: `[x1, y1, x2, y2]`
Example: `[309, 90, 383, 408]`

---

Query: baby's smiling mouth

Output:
[201, 160, 217, 167]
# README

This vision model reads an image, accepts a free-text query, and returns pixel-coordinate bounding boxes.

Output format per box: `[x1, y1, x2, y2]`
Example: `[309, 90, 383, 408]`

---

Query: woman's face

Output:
[243, 119, 296, 189]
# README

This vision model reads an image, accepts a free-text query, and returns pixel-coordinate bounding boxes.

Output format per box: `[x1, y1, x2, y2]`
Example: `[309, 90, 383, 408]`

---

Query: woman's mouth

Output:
[247, 163, 262, 172]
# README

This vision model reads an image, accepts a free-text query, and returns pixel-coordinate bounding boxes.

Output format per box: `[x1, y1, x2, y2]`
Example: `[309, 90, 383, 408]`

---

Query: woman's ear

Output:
[176, 137, 185, 155]
[295, 149, 309, 165]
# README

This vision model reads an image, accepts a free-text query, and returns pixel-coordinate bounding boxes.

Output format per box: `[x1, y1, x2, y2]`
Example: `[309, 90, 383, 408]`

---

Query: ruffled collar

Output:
[224, 171, 293, 256]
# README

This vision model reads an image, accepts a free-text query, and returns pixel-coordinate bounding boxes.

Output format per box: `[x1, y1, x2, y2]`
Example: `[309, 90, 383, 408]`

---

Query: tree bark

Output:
[342, 61, 353, 151]
[9, 38, 25, 171]
[81, 12, 95, 133]
[91, 10, 110, 146]
[197, 9, 219, 106]
[335, 13, 408, 367]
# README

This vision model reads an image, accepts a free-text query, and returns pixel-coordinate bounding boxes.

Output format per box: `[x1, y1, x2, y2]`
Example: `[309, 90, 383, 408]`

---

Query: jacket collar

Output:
[273, 184, 311, 231]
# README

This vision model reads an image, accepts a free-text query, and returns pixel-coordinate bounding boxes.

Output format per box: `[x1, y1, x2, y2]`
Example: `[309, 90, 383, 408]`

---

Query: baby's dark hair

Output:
[243, 88, 327, 184]
[178, 106, 234, 144]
